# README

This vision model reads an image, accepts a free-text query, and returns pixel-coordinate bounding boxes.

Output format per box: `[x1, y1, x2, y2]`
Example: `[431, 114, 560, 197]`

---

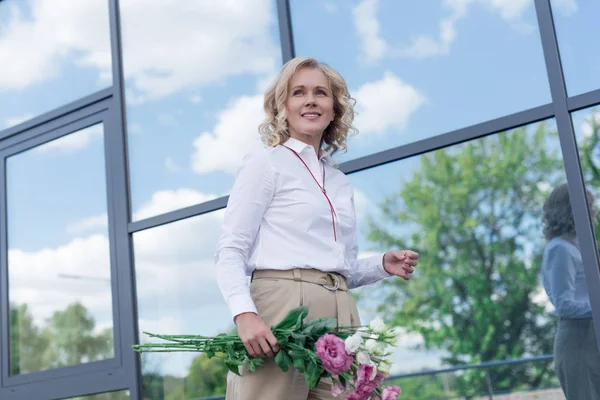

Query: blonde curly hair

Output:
[259, 57, 357, 158]
[543, 183, 596, 241]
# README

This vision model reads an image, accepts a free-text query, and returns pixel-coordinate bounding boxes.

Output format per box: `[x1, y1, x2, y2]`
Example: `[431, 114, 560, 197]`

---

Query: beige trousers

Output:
[225, 268, 361, 400]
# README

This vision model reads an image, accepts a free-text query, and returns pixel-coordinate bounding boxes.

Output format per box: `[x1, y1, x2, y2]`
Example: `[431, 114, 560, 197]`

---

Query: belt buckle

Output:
[322, 273, 340, 291]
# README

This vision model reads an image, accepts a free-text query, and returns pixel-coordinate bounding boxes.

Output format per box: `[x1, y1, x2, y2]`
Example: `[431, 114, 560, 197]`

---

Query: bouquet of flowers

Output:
[132, 306, 402, 400]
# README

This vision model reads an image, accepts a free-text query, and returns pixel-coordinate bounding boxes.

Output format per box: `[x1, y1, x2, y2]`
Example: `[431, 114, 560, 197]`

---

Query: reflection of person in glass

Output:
[214, 57, 419, 399]
[541, 183, 600, 399]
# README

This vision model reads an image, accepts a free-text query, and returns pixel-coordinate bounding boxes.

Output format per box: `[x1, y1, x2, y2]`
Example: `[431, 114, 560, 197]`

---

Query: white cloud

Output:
[0, 0, 279, 104]
[66, 213, 108, 235]
[119, 0, 279, 101]
[0, 0, 111, 91]
[353, 71, 426, 135]
[366, 0, 542, 61]
[165, 157, 182, 172]
[399, 0, 469, 58]
[189, 94, 203, 104]
[9, 234, 113, 329]
[133, 188, 218, 221]
[9, 188, 227, 340]
[551, 0, 578, 16]
[191, 95, 265, 174]
[4, 113, 34, 128]
[483, 0, 531, 21]
[352, 0, 388, 63]
[35, 124, 103, 154]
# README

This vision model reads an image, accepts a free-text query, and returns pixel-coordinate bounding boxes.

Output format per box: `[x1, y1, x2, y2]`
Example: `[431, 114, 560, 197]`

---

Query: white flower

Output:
[369, 317, 388, 334]
[356, 351, 371, 365]
[344, 334, 363, 354]
[369, 361, 378, 380]
[364, 339, 378, 354]
[357, 326, 371, 337]
[377, 360, 392, 376]
[375, 341, 388, 355]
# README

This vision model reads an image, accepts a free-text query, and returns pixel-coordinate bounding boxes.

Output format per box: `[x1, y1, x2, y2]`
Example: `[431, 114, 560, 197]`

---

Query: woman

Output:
[541, 183, 600, 399]
[215, 57, 418, 400]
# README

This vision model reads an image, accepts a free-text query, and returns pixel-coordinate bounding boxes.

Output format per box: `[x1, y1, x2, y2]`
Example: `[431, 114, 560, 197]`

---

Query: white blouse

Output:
[215, 138, 390, 318]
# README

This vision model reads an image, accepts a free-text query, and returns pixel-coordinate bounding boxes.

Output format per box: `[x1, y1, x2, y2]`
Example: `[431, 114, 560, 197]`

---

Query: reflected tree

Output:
[10, 301, 113, 374]
[366, 123, 563, 395]
[183, 353, 229, 398]
[42, 302, 113, 368]
[577, 107, 600, 241]
[10, 303, 49, 375]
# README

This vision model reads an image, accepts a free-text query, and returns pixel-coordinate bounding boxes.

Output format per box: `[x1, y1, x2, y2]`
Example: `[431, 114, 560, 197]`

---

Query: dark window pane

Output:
[348, 119, 598, 398]
[551, 0, 600, 96]
[291, 0, 551, 161]
[120, 0, 282, 221]
[7, 124, 114, 375]
[64, 390, 129, 400]
[134, 210, 229, 399]
[0, 0, 112, 131]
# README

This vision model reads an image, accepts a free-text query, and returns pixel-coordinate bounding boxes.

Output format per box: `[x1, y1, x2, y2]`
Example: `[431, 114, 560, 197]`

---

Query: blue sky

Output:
[1, 0, 599, 384]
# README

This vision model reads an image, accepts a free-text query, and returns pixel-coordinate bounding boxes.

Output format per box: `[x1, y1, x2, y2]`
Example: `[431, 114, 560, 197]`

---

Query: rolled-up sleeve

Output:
[215, 150, 275, 319]
[345, 190, 390, 289]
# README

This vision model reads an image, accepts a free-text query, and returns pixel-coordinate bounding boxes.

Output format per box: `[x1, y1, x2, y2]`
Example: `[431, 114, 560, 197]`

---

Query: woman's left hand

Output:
[383, 250, 419, 280]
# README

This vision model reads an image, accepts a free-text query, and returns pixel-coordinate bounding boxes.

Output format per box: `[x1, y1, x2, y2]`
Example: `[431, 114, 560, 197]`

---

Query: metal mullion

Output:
[276, 0, 295, 62]
[340, 103, 554, 175]
[2, 368, 129, 400]
[535, 0, 600, 349]
[567, 88, 600, 113]
[0, 88, 112, 143]
[107, 0, 142, 398]
[0, 150, 8, 390]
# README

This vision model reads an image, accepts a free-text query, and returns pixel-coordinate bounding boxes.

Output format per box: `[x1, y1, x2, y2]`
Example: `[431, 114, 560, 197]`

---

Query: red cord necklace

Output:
[282, 145, 337, 242]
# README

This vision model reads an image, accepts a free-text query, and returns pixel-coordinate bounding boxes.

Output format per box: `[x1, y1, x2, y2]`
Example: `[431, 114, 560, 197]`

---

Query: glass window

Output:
[120, 0, 282, 221]
[0, 0, 112, 131]
[290, 0, 551, 161]
[64, 391, 129, 400]
[133, 210, 228, 399]
[7, 124, 114, 375]
[551, 0, 600, 96]
[348, 119, 599, 398]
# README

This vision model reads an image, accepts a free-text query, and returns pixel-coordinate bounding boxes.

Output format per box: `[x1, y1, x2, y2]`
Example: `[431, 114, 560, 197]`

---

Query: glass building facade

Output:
[1, 0, 600, 399]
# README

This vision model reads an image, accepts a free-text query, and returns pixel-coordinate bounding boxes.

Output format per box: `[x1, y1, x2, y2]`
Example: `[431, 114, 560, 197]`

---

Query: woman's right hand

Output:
[234, 312, 279, 358]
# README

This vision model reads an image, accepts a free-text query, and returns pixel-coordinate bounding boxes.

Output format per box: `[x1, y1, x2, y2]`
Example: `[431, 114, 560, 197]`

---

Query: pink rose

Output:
[316, 334, 354, 375]
[381, 385, 402, 400]
[352, 365, 383, 398]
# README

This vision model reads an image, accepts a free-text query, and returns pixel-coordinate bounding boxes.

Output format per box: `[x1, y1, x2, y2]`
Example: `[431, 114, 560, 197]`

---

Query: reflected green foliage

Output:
[367, 124, 563, 394]
[140, 334, 233, 399]
[68, 390, 129, 400]
[577, 107, 600, 241]
[10, 301, 113, 375]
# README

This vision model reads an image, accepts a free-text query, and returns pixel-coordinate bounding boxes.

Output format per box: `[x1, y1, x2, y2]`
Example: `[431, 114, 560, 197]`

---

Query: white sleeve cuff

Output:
[228, 292, 258, 320]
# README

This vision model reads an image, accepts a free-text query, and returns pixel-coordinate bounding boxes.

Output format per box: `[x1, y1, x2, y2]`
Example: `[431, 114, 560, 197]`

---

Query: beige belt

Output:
[251, 268, 352, 327]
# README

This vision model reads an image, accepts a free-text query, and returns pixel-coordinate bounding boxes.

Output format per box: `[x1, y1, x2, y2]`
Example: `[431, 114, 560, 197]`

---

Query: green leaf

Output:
[303, 360, 321, 389]
[275, 351, 290, 372]
[292, 356, 306, 372]
[303, 318, 337, 337]
[225, 360, 241, 376]
[291, 333, 307, 347]
[339, 374, 347, 387]
[273, 306, 309, 330]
